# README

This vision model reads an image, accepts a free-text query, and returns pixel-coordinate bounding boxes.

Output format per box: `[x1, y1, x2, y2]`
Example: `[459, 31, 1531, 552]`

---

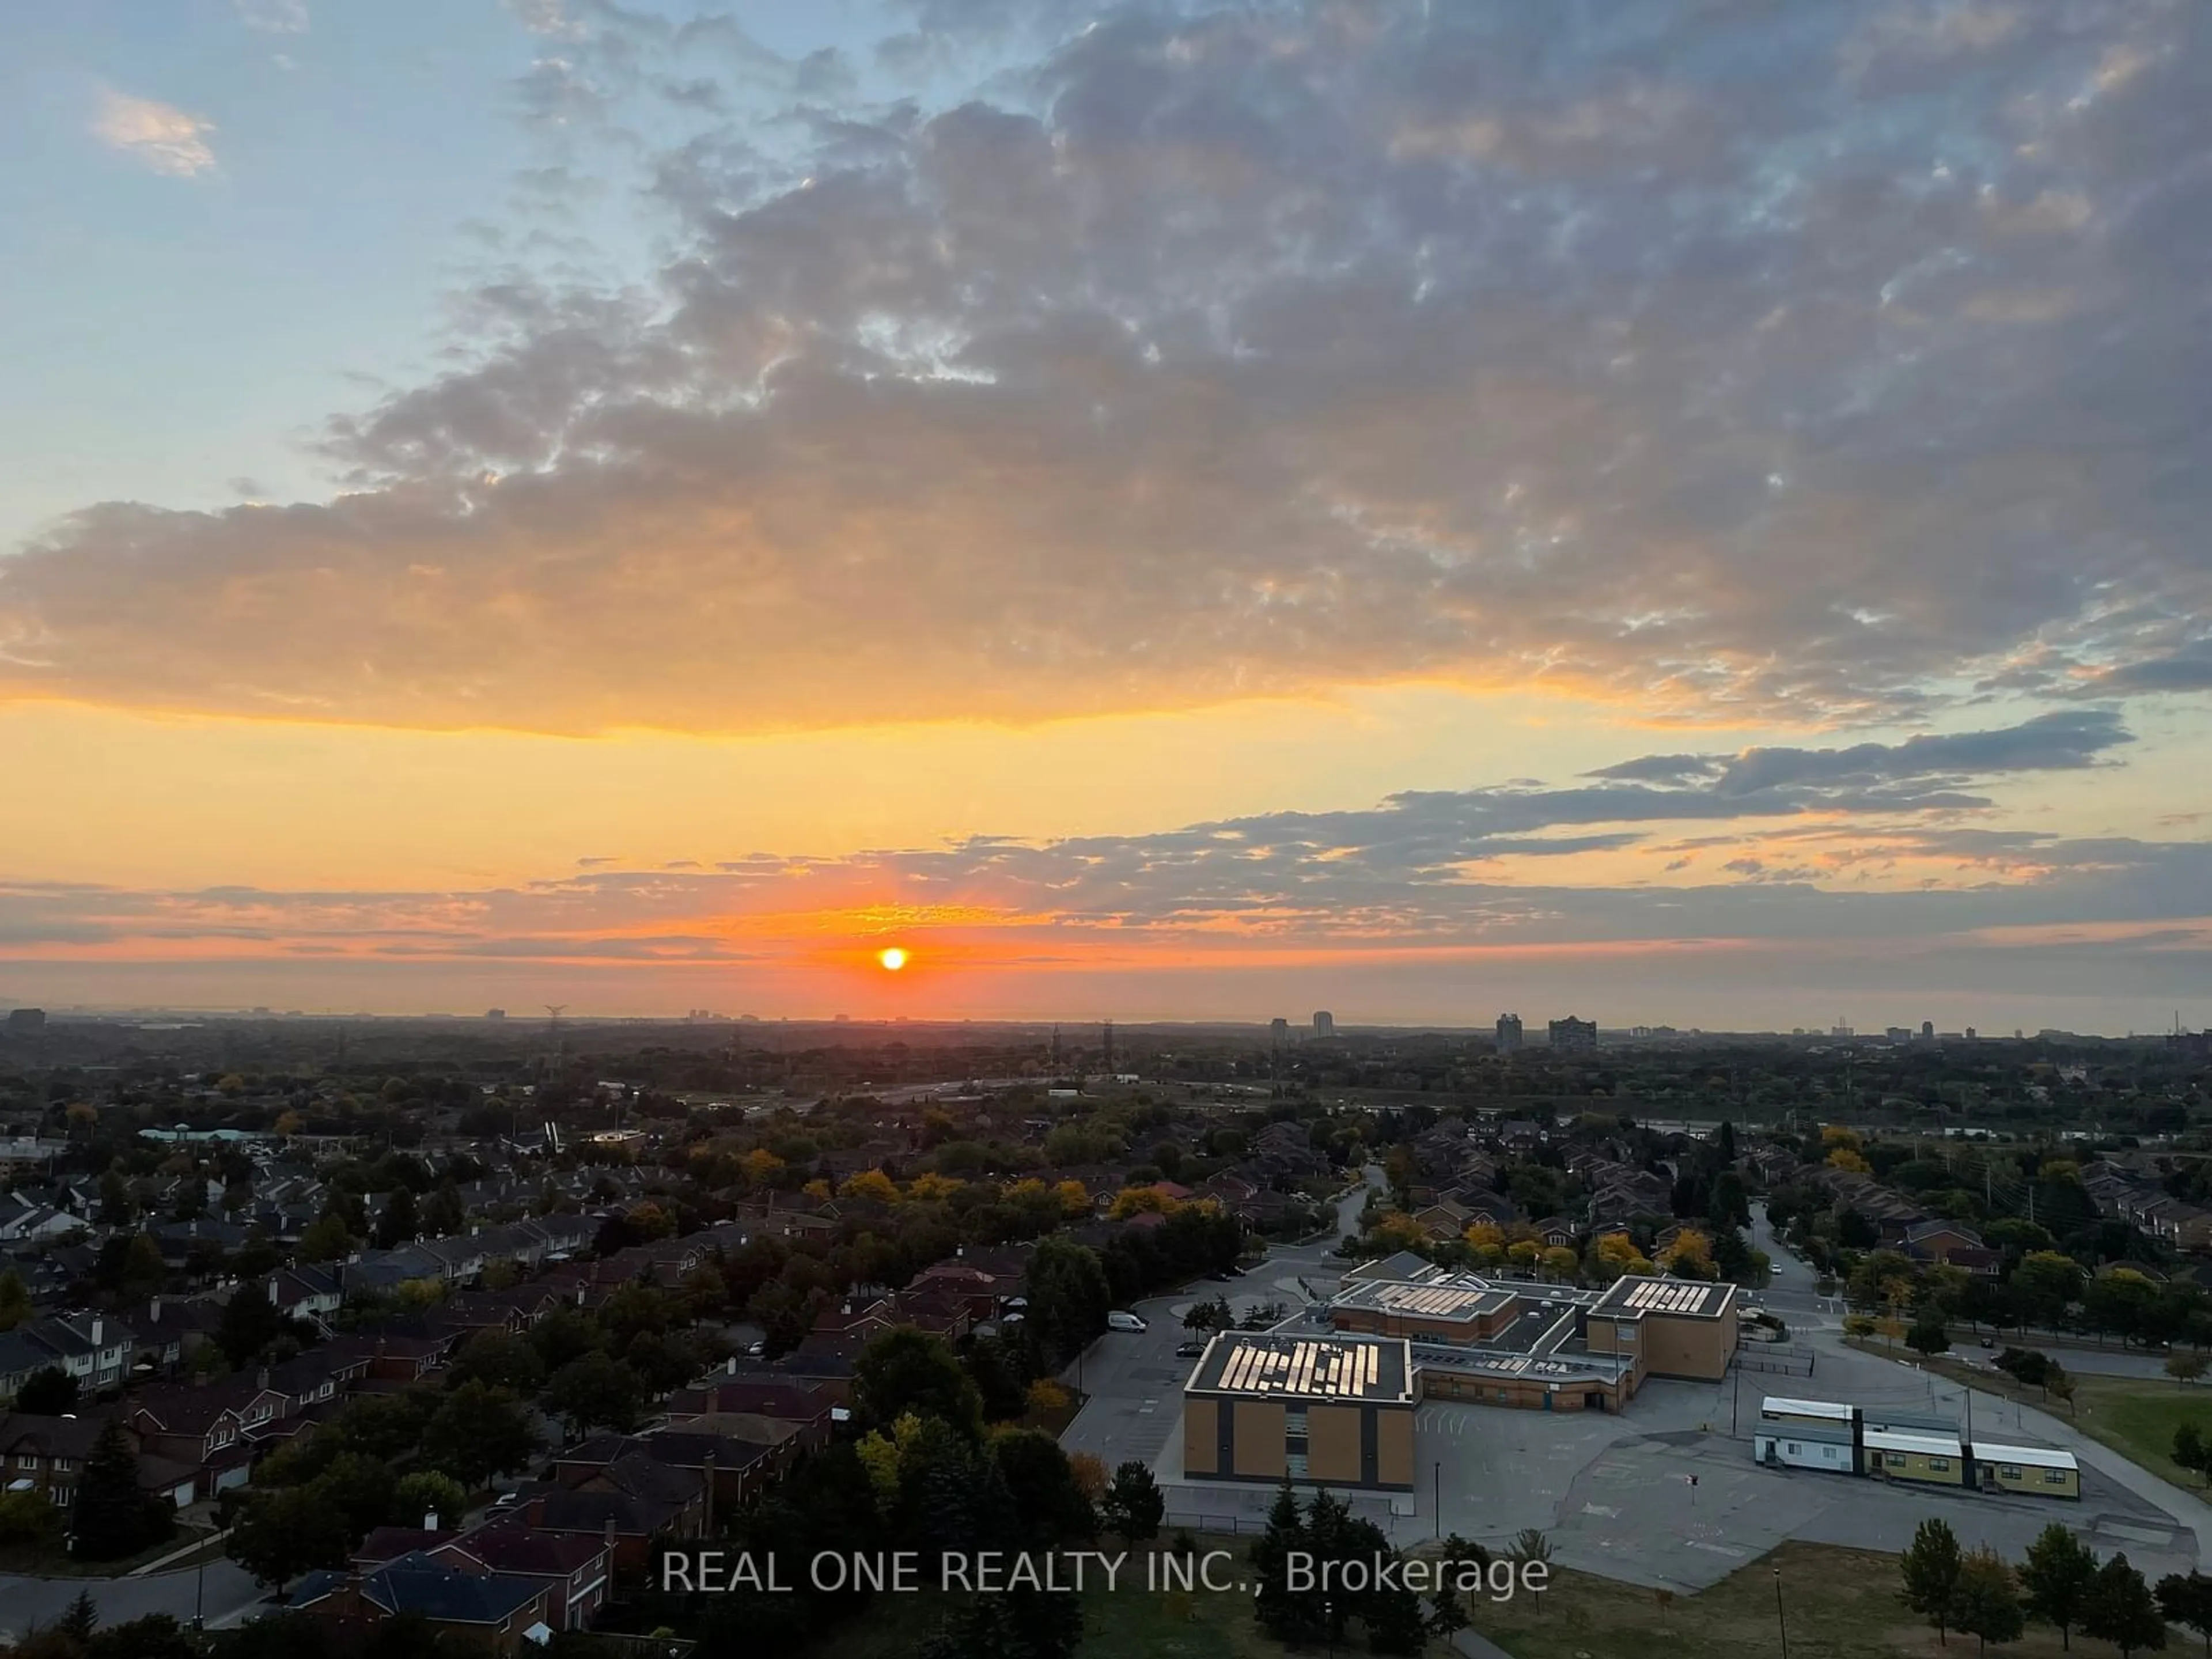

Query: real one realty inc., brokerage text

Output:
[656, 1548, 1549, 1600]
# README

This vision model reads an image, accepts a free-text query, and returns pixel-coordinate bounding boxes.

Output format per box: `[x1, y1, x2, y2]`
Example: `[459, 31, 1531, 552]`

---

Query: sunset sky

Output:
[2, 0, 2209, 1029]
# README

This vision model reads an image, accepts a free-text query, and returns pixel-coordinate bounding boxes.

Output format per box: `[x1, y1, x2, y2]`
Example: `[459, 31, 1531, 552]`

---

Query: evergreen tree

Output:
[17, 1366, 80, 1415]
[1251, 1479, 1316, 1642]
[2178, 1423, 2209, 1484]
[2084, 1554, 2168, 1657]
[0, 1267, 31, 1332]
[2156, 1573, 2212, 1657]
[73, 1422, 166, 1560]
[60, 1589, 98, 1642]
[1097, 1459, 1163, 1545]
[2021, 1522, 2099, 1650]
[373, 1188, 419, 1249]
[1953, 1547, 2025, 1652]
[1902, 1517, 1964, 1645]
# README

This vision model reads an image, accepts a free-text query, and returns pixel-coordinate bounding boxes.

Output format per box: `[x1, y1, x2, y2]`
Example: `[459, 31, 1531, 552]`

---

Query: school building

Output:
[1181, 1332, 1419, 1491]
[1324, 1259, 1739, 1413]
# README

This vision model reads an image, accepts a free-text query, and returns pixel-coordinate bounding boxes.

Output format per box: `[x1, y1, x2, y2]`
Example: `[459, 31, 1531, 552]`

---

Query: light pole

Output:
[1433, 1461, 1441, 1539]
[195, 1537, 207, 1631]
[1774, 1564, 1788, 1658]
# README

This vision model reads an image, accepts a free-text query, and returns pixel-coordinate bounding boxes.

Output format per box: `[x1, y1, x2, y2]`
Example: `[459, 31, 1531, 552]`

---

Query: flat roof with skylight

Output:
[1187, 1332, 1415, 1405]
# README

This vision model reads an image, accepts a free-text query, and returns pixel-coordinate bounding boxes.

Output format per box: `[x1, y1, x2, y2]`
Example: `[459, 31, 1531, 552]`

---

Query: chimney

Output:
[257, 1365, 270, 1391]
[149, 1295, 162, 1322]
[90, 1317, 104, 1347]
[425, 1510, 440, 1531]
[726, 1357, 736, 1376]
[269, 1277, 281, 1305]
[603, 1517, 617, 1550]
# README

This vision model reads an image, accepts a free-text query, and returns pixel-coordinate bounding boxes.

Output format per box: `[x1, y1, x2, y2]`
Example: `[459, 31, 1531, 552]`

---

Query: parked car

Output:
[1175, 1340, 1207, 1358]
[1107, 1310, 1148, 1332]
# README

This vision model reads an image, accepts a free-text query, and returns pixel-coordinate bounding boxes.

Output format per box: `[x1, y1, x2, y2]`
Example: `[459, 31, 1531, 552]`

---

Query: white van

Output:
[1106, 1310, 1147, 1333]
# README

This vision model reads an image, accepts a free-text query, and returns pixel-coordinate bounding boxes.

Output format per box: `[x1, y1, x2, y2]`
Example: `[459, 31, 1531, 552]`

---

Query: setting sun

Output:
[876, 946, 910, 972]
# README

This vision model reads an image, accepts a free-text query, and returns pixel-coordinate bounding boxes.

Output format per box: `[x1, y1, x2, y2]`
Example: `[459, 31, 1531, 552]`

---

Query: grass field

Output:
[1908, 1349, 2212, 1494]
[798, 1535, 2166, 1659]
[1467, 1540, 2137, 1659]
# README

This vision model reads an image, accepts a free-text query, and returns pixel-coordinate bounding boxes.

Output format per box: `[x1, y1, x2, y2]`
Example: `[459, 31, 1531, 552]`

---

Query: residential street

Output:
[0, 1559, 264, 1643]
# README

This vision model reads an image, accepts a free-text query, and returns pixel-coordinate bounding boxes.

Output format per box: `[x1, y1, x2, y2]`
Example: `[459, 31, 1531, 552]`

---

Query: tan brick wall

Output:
[1184, 1397, 1218, 1475]
[1376, 1407, 1414, 1487]
[1641, 1312, 1734, 1381]
[1232, 1402, 1287, 1480]
[1307, 1405, 1361, 1484]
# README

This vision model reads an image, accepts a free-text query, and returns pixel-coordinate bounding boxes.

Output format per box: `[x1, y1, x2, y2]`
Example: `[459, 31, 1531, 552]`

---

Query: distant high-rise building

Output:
[484, 1008, 507, 1021]
[1922, 1020, 1935, 1040]
[4, 1009, 44, 1035]
[1964, 1027, 1977, 1040]
[1548, 1015, 1597, 1052]
[1312, 1011, 1335, 1037]
[1495, 1013, 1523, 1052]
[1270, 1017, 1290, 1041]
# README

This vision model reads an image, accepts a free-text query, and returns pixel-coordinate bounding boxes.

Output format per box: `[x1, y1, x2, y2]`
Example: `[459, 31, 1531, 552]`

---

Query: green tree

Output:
[393, 1471, 469, 1529]
[1908, 1313, 1952, 1358]
[61, 1589, 99, 1642]
[543, 1353, 646, 1439]
[1024, 1238, 1113, 1369]
[2168, 1353, 2209, 1387]
[2020, 1521, 2099, 1649]
[2157, 1573, 2212, 1657]
[89, 1612, 196, 1659]
[227, 1486, 349, 1590]
[17, 1366, 80, 1415]
[309, 1452, 398, 1543]
[73, 1422, 169, 1561]
[1251, 1479, 1316, 1642]
[853, 1329, 985, 1441]
[0, 1267, 32, 1331]
[2176, 1423, 2208, 1485]
[2083, 1554, 2168, 1657]
[445, 1330, 546, 1395]
[1954, 1547, 2025, 1652]
[1096, 1459, 1164, 1545]
[990, 1430, 1095, 1544]
[0, 1488, 66, 1549]
[1902, 1517, 1964, 1645]
[420, 1183, 466, 1237]
[217, 1286, 285, 1368]
[1508, 1529, 1554, 1613]
[298, 1211, 352, 1263]
[419, 1380, 538, 1487]
[373, 1188, 419, 1249]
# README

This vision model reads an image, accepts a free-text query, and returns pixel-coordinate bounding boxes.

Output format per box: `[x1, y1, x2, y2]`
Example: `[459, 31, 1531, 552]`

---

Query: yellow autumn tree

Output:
[741, 1148, 785, 1189]
[1541, 1246, 1580, 1281]
[1056, 1180, 1094, 1217]
[839, 1169, 900, 1205]
[1825, 1147, 1871, 1175]
[855, 1412, 925, 1512]
[1109, 1185, 1180, 1219]
[802, 1178, 833, 1202]
[1663, 1229, 1715, 1278]
[905, 1172, 964, 1202]
[1464, 1221, 1505, 1252]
